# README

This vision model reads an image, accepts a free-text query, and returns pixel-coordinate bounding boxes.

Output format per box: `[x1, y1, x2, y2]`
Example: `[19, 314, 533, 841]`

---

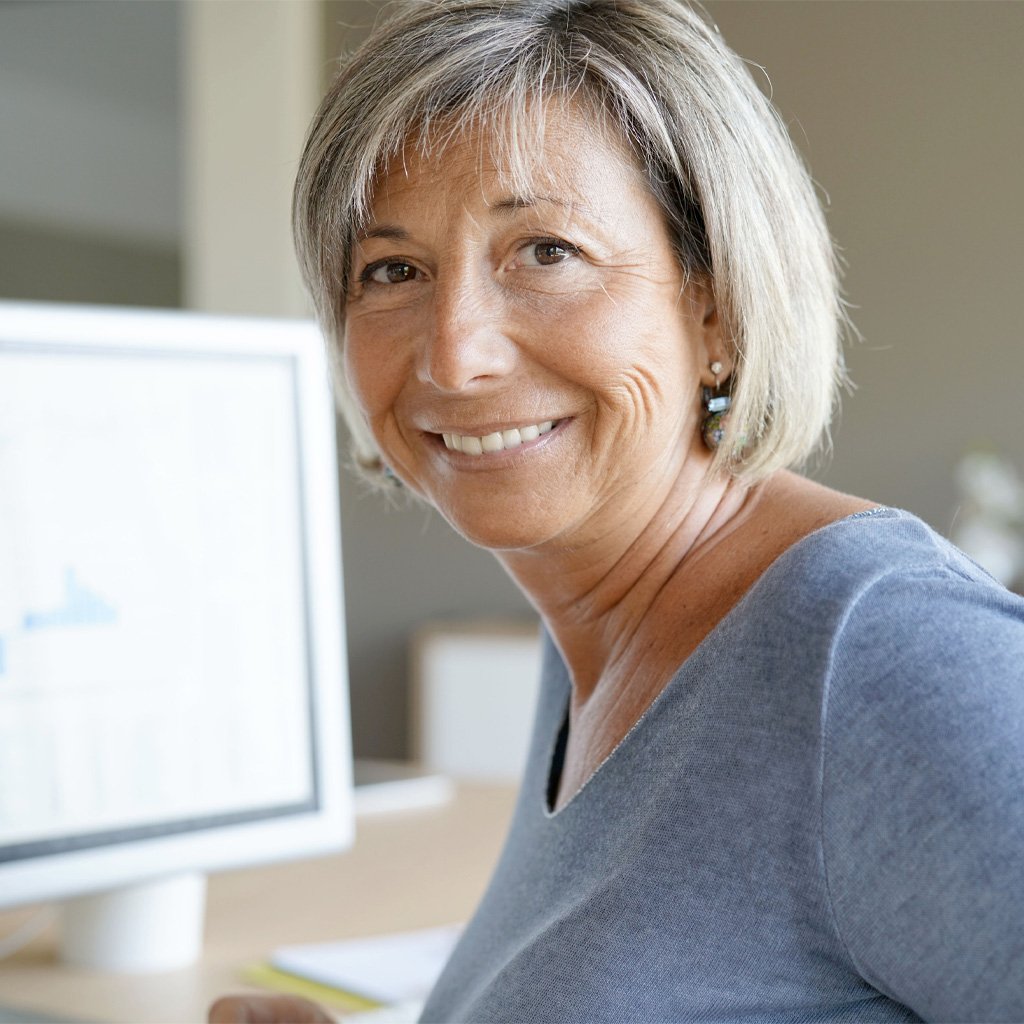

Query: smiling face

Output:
[343, 106, 723, 552]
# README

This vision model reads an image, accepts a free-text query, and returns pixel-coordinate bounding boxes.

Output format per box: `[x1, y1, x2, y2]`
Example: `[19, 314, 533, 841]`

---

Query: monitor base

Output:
[60, 872, 206, 973]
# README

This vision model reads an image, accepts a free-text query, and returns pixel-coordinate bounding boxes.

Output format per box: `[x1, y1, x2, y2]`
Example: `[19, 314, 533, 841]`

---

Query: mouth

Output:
[439, 419, 560, 456]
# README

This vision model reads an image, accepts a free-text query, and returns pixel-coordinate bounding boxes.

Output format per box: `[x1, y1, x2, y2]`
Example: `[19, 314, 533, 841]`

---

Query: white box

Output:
[411, 622, 543, 783]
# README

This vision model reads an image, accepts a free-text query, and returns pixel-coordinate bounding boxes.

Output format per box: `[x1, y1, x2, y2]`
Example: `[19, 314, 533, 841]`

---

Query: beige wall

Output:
[0, 219, 179, 308]
[0, 1, 180, 308]
[182, 0, 320, 317]
[704, 1, 1024, 529]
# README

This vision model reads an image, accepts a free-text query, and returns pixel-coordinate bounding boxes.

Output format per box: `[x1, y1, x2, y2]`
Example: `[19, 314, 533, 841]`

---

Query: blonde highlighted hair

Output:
[293, 0, 847, 483]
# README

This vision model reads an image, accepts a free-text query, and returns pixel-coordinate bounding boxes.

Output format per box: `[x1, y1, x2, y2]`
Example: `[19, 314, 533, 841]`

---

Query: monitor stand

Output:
[59, 873, 206, 972]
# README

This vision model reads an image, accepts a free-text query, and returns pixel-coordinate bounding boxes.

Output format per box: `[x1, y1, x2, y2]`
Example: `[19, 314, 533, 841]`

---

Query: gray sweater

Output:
[420, 509, 1024, 1023]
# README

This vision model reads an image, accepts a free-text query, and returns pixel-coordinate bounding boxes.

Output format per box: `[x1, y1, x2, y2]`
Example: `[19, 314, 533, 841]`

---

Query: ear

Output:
[690, 288, 731, 386]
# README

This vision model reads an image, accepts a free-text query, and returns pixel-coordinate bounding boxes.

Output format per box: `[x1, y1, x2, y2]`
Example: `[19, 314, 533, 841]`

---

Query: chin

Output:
[436, 504, 562, 553]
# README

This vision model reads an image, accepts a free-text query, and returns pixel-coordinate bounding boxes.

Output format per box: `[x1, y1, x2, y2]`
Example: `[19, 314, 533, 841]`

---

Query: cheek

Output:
[342, 320, 408, 423]
[528, 286, 696, 397]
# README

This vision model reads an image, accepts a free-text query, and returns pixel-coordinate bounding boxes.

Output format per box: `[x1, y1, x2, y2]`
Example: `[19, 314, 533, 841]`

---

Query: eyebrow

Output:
[356, 193, 604, 242]
[490, 193, 602, 223]
[356, 225, 409, 242]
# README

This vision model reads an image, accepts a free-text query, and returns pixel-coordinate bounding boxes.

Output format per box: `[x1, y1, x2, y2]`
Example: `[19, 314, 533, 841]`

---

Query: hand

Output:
[208, 994, 335, 1023]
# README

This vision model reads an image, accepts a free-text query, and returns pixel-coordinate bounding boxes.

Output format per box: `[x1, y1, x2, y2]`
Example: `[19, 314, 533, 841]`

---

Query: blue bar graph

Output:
[1, 569, 117, 680]
[22, 567, 118, 631]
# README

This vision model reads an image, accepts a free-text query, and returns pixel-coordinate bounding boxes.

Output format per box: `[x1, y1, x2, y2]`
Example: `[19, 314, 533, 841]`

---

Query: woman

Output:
[212, 0, 1024, 1020]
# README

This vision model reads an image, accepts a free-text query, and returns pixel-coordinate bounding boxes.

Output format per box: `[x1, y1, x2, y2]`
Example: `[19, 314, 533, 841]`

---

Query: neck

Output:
[496, 458, 759, 703]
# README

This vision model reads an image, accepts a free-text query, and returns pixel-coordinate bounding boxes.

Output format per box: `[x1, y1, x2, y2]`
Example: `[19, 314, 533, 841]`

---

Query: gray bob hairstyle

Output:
[293, 0, 847, 484]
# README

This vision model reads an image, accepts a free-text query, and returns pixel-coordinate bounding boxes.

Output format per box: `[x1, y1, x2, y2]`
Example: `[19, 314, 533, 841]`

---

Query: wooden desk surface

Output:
[0, 783, 518, 1024]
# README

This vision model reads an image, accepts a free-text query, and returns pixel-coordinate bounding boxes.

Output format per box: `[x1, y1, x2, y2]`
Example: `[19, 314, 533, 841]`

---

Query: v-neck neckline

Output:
[542, 506, 894, 818]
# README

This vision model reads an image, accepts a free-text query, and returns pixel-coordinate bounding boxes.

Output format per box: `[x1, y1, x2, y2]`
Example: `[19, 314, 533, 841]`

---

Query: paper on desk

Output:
[271, 924, 462, 1005]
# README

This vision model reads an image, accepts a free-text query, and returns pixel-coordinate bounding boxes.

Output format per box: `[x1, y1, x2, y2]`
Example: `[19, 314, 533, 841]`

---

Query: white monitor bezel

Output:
[0, 301, 353, 908]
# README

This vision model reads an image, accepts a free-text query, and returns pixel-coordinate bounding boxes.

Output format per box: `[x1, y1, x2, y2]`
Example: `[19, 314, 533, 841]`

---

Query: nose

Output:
[417, 267, 516, 393]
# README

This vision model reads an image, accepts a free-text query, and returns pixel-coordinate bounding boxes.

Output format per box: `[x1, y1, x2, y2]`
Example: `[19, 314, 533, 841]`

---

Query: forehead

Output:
[364, 102, 647, 223]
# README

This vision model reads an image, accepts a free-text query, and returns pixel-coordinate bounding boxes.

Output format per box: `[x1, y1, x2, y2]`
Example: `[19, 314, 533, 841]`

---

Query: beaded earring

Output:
[701, 360, 732, 451]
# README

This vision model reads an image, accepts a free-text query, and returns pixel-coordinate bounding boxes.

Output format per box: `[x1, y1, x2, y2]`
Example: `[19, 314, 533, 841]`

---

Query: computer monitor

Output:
[0, 301, 353, 972]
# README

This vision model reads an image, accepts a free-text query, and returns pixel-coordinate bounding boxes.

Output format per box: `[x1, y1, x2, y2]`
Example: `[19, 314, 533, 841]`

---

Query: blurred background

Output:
[2, 0, 1021, 761]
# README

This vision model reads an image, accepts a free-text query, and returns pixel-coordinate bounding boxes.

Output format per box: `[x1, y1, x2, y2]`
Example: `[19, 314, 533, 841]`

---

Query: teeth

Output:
[442, 420, 556, 456]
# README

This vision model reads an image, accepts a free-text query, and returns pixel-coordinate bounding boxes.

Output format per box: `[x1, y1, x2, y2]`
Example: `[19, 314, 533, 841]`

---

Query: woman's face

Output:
[344, 107, 721, 552]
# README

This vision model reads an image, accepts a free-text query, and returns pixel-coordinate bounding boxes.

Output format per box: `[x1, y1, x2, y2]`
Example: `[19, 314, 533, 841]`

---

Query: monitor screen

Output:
[0, 302, 352, 963]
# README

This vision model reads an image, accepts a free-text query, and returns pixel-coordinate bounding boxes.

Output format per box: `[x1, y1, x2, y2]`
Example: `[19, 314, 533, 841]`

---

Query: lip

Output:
[426, 417, 570, 466]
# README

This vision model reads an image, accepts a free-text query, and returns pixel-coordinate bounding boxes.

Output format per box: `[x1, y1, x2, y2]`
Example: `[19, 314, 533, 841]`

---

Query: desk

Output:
[0, 783, 518, 1024]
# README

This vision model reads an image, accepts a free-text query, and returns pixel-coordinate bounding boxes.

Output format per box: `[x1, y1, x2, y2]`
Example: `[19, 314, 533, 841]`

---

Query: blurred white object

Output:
[953, 452, 1024, 587]
[412, 622, 542, 782]
[956, 451, 1024, 519]
[340, 1001, 424, 1024]
[61, 873, 205, 973]
[352, 759, 454, 817]
[272, 924, 460, 1006]
[954, 521, 1024, 586]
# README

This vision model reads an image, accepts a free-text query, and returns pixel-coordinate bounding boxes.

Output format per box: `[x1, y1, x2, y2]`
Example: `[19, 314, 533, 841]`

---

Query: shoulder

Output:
[786, 504, 1024, 713]
[818, 507, 1024, 769]
[767, 501, 1017, 616]
[710, 502, 1024, 691]
[735, 501, 1024, 724]
[813, 507, 1024, 677]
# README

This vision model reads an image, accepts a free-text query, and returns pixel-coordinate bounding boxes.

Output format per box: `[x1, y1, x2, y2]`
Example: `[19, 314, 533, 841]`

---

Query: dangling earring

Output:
[701, 360, 732, 451]
[382, 464, 403, 488]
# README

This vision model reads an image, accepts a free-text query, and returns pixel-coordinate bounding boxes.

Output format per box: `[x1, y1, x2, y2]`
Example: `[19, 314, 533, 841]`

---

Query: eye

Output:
[362, 260, 420, 285]
[517, 238, 580, 267]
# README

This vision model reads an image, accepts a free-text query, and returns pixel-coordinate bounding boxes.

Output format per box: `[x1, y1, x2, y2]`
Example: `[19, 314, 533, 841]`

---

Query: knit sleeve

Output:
[820, 567, 1024, 1022]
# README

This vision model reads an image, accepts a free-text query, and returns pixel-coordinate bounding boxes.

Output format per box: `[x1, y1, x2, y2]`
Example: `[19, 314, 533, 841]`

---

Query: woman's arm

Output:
[822, 570, 1024, 1022]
